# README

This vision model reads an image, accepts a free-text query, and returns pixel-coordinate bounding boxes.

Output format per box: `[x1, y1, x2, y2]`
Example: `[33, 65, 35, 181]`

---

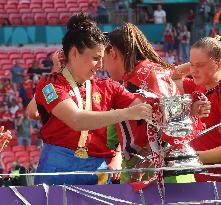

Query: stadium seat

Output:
[22, 13, 34, 26]
[19, 8, 32, 13]
[31, 0, 42, 3]
[44, 8, 57, 13]
[59, 12, 70, 25]
[57, 7, 69, 13]
[55, 3, 66, 9]
[31, 8, 42, 14]
[30, 150, 40, 158]
[7, 0, 19, 5]
[0, 14, 8, 26]
[42, 2, 54, 9]
[23, 53, 35, 61]
[55, 0, 66, 4]
[4, 4, 17, 10]
[9, 13, 22, 26]
[66, 0, 78, 3]
[34, 48, 47, 55]
[69, 6, 80, 13]
[34, 13, 47, 25]
[8, 48, 20, 54]
[47, 13, 59, 25]
[1, 151, 14, 161]
[30, 3, 42, 10]
[12, 145, 26, 152]
[47, 47, 59, 53]
[9, 53, 22, 61]
[26, 145, 38, 152]
[15, 151, 29, 159]
[21, 48, 33, 55]
[17, 2, 30, 10]
[2, 156, 15, 165]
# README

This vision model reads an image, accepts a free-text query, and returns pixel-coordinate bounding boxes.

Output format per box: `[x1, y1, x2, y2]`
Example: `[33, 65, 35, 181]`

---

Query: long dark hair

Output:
[107, 22, 173, 73]
[62, 13, 108, 60]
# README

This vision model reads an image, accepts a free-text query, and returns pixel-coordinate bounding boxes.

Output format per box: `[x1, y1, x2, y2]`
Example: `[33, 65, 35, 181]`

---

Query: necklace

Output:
[62, 67, 92, 158]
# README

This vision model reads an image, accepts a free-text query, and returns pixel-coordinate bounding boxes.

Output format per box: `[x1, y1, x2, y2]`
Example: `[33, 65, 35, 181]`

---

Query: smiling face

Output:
[189, 48, 221, 89]
[69, 44, 105, 83]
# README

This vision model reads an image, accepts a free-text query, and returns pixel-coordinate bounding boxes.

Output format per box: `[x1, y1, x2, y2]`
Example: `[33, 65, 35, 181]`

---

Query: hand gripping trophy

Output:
[137, 90, 207, 177]
[159, 93, 205, 176]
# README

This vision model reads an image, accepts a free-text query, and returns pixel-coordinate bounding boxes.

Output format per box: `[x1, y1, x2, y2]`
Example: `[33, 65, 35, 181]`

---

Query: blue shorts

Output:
[34, 144, 111, 185]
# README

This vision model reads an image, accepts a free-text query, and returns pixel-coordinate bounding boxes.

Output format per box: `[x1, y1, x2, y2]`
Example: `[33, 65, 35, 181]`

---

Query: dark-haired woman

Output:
[31, 14, 153, 185]
[103, 22, 210, 183]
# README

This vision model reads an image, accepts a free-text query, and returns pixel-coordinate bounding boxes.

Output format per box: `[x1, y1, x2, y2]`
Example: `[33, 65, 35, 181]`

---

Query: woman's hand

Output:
[191, 100, 211, 118]
[126, 103, 152, 121]
[108, 151, 122, 182]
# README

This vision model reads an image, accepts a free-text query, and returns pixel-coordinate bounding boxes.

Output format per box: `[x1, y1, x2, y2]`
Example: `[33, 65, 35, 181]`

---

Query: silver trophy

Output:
[159, 94, 204, 176]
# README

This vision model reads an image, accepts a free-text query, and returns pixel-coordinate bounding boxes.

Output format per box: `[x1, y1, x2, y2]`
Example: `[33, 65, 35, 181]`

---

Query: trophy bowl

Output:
[159, 94, 205, 176]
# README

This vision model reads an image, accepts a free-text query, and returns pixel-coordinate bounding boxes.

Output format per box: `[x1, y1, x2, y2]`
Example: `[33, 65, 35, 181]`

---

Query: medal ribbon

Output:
[62, 67, 92, 149]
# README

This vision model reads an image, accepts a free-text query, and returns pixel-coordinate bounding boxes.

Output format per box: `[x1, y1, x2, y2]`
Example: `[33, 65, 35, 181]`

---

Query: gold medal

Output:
[75, 147, 88, 158]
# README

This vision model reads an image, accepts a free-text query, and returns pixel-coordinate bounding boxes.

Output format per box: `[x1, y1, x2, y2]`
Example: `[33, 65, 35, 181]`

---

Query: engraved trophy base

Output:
[163, 145, 206, 177]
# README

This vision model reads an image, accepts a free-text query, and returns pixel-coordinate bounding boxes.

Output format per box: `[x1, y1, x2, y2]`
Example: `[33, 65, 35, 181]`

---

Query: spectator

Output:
[1, 105, 13, 130]
[166, 50, 177, 65]
[22, 74, 35, 106]
[10, 60, 24, 85]
[27, 60, 44, 82]
[41, 53, 53, 73]
[96, 0, 109, 24]
[179, 25, 190, 63]
[9, 99, 19, 118]
[163, 24, 174, 52]
[187, 9, 195, 31]
[15, 110, 33, 146]
[209, 23, 220, 37]
[153, 4, 166, 24]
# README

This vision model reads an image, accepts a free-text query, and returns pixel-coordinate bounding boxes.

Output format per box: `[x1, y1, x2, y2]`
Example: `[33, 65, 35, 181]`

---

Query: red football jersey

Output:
[35, 73, 136, 158]
[117, 59, 180, 155]
[183, 78, 221, 182]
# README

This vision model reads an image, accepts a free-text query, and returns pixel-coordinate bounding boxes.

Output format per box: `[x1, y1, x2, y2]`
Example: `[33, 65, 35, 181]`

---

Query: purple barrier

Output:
[0, 183, 220, 204]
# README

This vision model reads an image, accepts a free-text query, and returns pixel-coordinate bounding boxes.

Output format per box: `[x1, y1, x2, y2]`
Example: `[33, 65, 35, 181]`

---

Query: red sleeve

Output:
[111, 82, 136, 109]
[35, 75, 70, 113]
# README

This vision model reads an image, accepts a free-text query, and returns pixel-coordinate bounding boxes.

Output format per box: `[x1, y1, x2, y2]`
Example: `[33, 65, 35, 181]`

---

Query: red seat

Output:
[12, 145, 26, 152]
[55, 0, 65, 3]
[56, 7, 69, 12]
[2, 156, 15, 165]
[69, 6, 80, 13]
[47, 12, 59, 25]
[9, 53, 22, 61]
[30, 150, 40, 158]
[44, 8, 57, 13]
[21, 48, 33, 55]
[66, 0, 78, 3]
[59, 12, 70, 25]
[9, 13, 22, 26]
[8, 48, 20, 55]
[34, 48, 47, 55]
[30, 3, 42, 10]
[31, 0, 42, 3]
[15, 151, 29, 159]
[36, 53, 47, 62]
[1, 151, 14, 161]
[26, 145, 38, 152]
[19, 8, 32, 13]
[17, 156, 29, 164]
[0, 14, 8, 26]
[4, 4, 17, 10]
[33, 155, 39, 164]
[42, 3, 54, 9]
[22, 52, 34, 60]
[32, 8, 42, 14]
[34, 13, 46, 25]
[22, 13, 34, 25]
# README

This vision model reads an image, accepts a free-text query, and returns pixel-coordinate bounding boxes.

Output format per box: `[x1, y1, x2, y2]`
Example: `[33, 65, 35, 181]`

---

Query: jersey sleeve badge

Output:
[42, 83, 58, 104]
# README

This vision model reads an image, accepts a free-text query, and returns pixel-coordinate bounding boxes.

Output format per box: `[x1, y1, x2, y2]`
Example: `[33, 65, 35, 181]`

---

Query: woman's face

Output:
[72, 44, 104, 82]
[103, 47, 125, 81]
[190, 48, 220, 88]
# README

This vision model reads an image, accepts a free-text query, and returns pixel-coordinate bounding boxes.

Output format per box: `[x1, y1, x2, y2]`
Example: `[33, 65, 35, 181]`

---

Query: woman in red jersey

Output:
[175, 35, 221, 182]
[28, 13, 153, 186]
[103, 22, 210, 183]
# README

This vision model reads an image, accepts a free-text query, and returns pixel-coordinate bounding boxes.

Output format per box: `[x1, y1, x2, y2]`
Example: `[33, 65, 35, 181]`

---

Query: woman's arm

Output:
[52, 98, 152, 131]
[26, 98, 40, 120]
[198, 146, 221, 164]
